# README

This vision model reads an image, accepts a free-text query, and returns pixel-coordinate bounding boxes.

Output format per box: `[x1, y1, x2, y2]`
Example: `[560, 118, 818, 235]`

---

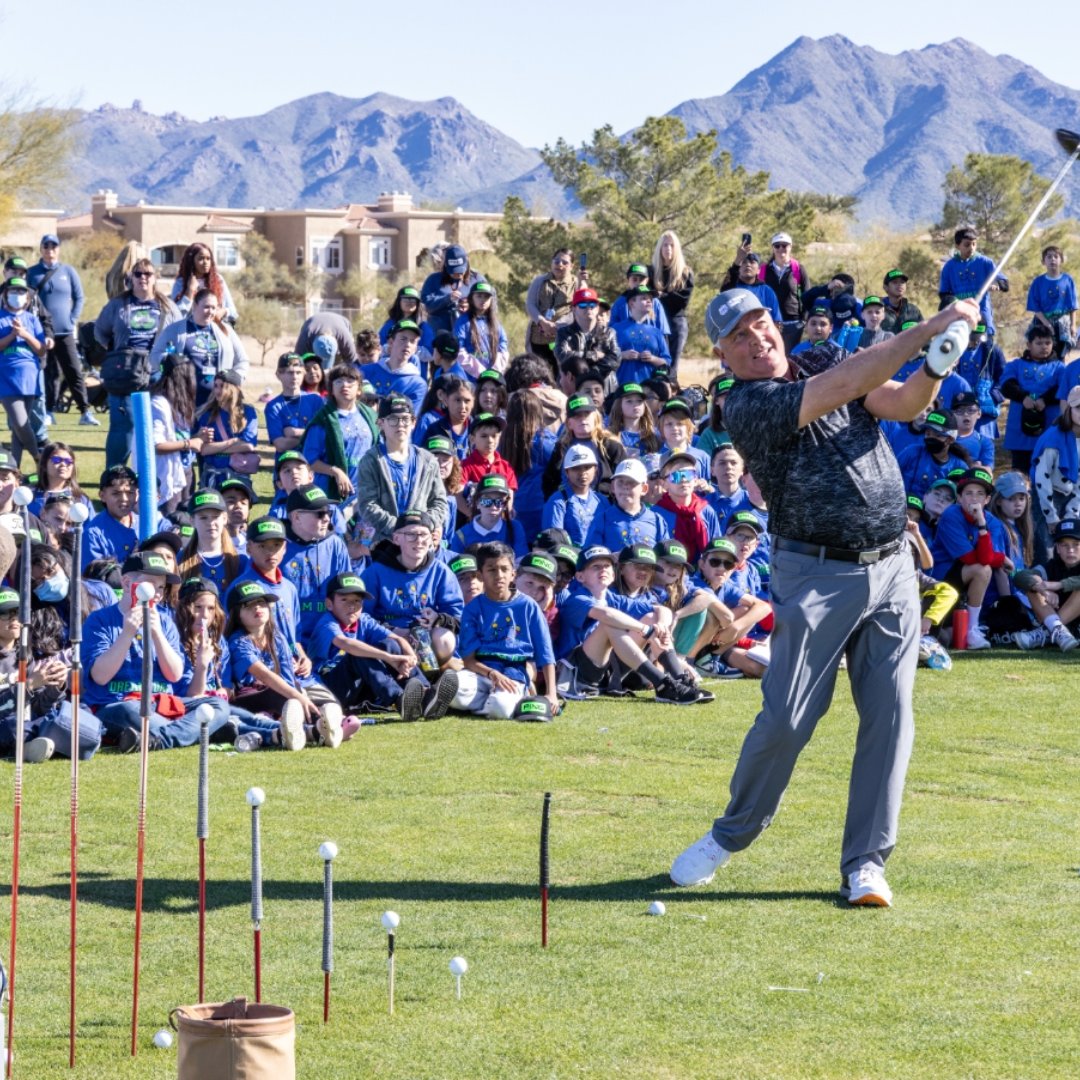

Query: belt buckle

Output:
[858, 548, 882, 565]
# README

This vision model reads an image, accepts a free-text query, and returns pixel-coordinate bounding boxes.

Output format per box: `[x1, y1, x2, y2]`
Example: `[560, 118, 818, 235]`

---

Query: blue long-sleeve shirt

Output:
[584, 501, 670, 552]
[458, 592, 554, 686]
[282, 533, 353, 643]
[26, 261, 84, 334]
[363, 553, 464, 630]
[939, 253, 1002, 334]
[612, 320, 671, 385]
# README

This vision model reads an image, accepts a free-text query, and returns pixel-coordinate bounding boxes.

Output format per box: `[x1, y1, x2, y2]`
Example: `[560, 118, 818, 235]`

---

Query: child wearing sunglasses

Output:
[453, 474, 528, 558]
[654, 452, 723, 565]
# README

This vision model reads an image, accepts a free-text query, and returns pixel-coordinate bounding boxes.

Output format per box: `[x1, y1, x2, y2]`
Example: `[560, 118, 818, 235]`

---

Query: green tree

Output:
[239, 297, 286, 366]
[0, 89, 77, 235]
[235, 233, 296, 300]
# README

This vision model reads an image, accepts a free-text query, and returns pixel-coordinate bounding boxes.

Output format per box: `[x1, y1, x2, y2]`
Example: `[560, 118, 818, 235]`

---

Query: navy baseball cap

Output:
[705, 289, 768, 346]
[1053, 519, 1080, 542]
[576, 545, 617, 572]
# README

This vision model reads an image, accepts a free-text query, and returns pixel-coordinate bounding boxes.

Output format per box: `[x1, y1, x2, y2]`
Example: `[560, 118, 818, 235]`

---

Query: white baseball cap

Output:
[771, 232, 793, 246]
[563, 444, 599, 469]
[612, 458, 648, 485]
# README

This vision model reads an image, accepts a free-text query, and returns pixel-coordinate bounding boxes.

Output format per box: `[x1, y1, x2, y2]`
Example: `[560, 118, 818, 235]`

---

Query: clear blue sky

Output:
[18, 1, 1080, 148]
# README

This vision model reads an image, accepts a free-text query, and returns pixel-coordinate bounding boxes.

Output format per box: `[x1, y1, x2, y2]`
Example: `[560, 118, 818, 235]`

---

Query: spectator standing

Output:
[525, 249, 579, 373]
[1026, 245, 1076, 358]
[759, 232, 809, 352]
[170, 242, 238, 324]
[879, 269, 923, 335]
[939, 227, 1007, 341]
[422, 245, 485, 337]
[26, 234, 97, 427]
[652, 231, 694, 378]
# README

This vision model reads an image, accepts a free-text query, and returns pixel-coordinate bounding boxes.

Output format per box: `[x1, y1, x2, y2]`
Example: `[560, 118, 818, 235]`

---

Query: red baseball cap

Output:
[572, 288, 599, 306]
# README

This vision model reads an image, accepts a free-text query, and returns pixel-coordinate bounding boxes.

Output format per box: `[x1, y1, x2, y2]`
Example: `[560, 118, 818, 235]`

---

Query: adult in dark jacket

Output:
[652, 231, 695, 378]
[25, 234, 95, 426]
[554, 289, 620, 382]
[421, 245, 486, 337]
[880, 269, 924, 334]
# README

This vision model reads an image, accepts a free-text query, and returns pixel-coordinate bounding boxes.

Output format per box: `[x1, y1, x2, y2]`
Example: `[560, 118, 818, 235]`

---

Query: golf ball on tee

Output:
[381, 910, 400, 930]
[449, 956, 468, 976]
[152, 1028, 173, 1049]
[245, 787, 266, 807]
[319, 841, 338, 861]
[648, 900, 666, 916]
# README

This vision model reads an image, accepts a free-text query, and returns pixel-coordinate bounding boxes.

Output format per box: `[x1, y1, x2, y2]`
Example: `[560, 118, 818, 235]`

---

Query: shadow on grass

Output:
[0, 871, 838, 911]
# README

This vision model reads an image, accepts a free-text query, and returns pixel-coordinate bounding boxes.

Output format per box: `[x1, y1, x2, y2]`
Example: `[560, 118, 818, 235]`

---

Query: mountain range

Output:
[56, 36, 1080, 228]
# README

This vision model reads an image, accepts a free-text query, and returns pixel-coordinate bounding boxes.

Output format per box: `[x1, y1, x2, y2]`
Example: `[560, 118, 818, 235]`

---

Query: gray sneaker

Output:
[79, 411, 101, 426]
[399, 677, 426, 722]
[1050, 624, 1080, 652]
[24, 736, 55, 763]
[422, 670, 459, 719]
[1013, 627, 1049, 651]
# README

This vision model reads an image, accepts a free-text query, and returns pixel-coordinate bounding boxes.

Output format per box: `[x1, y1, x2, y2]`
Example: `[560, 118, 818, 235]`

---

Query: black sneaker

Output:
[654, 676, 701, 705]
[118, 727, 162, 753]
[209, 719, 239, 745]
[399, 676, 426, 722]
[422, 670, 459, 719]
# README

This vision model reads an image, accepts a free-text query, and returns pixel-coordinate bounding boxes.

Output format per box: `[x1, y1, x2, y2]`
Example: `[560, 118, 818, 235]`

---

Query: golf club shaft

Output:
[131, 598, 153, 1056]
[197, 715, 209, 1001]
[540, 792, 551, 948]
[69, 517, 84, 1070]
[324, 972, 330, 1024]
[6, 502, 33, 1078]
[388, 934, 395, 1015]
[975, 143, 1080, 306]
[198, 839, 206, 1002]
[251, 803, 263, 1001]
[322, 860, 333, 1022]
[254, 929, 262, 1003]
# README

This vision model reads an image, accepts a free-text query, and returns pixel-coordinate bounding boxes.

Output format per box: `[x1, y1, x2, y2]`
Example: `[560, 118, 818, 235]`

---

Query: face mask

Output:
[924, 437, 947, 455]
[35, 570, 69, 604]
[6, 292, 27, 311]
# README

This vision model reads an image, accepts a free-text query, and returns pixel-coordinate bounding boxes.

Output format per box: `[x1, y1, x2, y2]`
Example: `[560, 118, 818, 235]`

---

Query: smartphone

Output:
[579, 253, 587, 271]
[742, 233, 752, 247]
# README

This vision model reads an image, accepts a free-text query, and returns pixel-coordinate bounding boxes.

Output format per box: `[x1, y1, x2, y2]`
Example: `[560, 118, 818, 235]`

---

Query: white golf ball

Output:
[381, 910, 400, 930]
[648, 900, 666, 917]
[11, 486, 33, 507]
[449, 956, 468, 976]
[68, 502, 90, 525]
[152, 1028, 173, 1049]
[245, 787, 266, 807]
[134, 580, 156, 602]
[319, 841, 339, 861]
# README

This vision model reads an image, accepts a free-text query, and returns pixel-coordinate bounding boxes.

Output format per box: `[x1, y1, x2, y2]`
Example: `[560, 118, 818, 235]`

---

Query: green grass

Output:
[4, 413, 1078, 1079]
[3, 651, 1079, 1079]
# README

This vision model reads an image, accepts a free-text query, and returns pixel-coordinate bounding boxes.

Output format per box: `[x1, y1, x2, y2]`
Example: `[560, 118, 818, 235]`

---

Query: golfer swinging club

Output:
[670, 288, 980, 906]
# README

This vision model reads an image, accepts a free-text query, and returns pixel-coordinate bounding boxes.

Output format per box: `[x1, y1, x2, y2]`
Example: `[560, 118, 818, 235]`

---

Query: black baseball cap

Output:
[121, 551, 181, 584]
[275, 450, 308, 475]
[627, 282, 655, 298]
[449, 553, 479, 576]
[576, 545, 617, 572]
[660, 398, 693, 418]
[393, 510, 433, 532]
[0, 449, 18, 473]
[0, 588, 21, 613]
[138, 530, 183, 556]
[390, 318, 421, 337]
[190, 489, 228, 514]
[654, 539, 690, 567]
[247, 516, 288, 543]
[958, 467, 994, 495]
[228, 580, 280, 608]
[512, 696, 554, 723]
[325, 573, 372, 599]
[179, 576, 219, 602]
[950, 391, 980, 410]
[566, 395, 598, 416]
[726, 510, 764, 535]
[883, 269, 908, 284]
[286, 484, 338, 513]
[618, 544, 658, 567]
[277, 351, 305, 369]
[1053, 519, 1080, 542]
[432, 329, 460, 358]
[216, 369, 242, 387]
[425, 435, 455, 456]
[378, 395, 413, 419]
[478, 474, 510, 495]
[219, 473, 257, 501]
[517, 552, 557, 583]
[472, 411, 506, 431]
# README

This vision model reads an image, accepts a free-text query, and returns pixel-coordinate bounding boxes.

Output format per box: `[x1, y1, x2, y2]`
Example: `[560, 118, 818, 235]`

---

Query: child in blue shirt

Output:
[1026, 245, 1076, 358]
[896, 409, 972, 498]
[541, 443, 602, 547]
[82, 464, 161, 570]
[360, 319, 428, 415]
[453, 473, 530, 557]
[950, 391, 995, 467]
[998, 324, 1065, 471]
[301, 363, 376, 506]
[452, 542, 558, 717]
[584, 457, 670, 551]
[309, 572, 457, 721]
[613, 286, 671, 384]
[265, 352, 325, 453]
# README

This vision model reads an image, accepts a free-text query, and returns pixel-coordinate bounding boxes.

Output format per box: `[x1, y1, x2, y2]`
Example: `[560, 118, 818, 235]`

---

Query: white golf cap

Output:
[564, 444, 599, 469]
[771, 232, 793, 246]
[613, 458, 649, 485]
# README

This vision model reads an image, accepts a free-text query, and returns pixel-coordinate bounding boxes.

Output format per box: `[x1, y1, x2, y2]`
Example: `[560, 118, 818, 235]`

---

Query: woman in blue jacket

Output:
[420, 245, 485, 336]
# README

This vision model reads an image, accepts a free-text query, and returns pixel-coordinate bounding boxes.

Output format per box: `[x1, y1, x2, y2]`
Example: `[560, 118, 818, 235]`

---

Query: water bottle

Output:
[412, 625, 438, 675]
[235, 732, 262, 752]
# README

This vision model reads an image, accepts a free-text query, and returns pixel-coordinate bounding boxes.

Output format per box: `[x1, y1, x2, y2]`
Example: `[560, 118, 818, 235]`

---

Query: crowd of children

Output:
[2, 233, 1079, 763]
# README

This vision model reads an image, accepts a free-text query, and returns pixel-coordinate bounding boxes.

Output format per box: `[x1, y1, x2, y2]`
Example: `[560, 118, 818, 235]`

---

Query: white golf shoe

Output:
[841, 865, 893, 907]
[670, 831, 732, 887]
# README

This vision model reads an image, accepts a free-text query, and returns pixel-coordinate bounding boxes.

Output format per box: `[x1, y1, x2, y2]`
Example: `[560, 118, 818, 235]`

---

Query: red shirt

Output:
[461, 451, 518, 489]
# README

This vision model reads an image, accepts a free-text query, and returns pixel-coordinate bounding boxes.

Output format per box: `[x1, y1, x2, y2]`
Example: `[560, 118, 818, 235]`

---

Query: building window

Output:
[215, 236, 241, 268]
[368, 237, 391, 269]
[295, 245, 304, 267]
[311, 237, 342, 274]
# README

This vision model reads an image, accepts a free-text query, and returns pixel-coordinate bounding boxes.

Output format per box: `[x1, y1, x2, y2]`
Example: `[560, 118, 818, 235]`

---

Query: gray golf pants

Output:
[711, 544, 918, 877]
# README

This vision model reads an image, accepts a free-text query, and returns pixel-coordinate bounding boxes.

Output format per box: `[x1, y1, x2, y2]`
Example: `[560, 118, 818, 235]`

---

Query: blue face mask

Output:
[35, 570, 69, 603]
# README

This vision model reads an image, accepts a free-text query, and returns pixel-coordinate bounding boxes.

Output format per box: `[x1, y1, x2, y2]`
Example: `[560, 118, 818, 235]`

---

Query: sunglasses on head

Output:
[705, 556, 736, 570]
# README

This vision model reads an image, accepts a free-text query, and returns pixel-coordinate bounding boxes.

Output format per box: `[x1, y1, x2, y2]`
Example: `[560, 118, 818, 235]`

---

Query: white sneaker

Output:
[1050, 624, 1080, 652]
[24, 736, 55, 763]
[279, 700, 306, 751]
[1013, 626, 1048, 650]
[79, 411, 101, 426]
[842, 865, 893, 907]
[670, 831, 732, 887]
[966, 625, 991, 650]
[317, 702, 344, 748]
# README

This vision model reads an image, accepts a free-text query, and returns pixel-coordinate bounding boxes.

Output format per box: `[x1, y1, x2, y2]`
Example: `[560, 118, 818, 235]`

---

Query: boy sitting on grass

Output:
[452, 542, 558, 718]
[309, 572, 457, 721]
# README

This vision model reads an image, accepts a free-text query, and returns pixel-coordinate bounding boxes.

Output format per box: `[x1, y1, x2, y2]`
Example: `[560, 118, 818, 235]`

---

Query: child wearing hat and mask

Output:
[1012, 518, 1080, 651]
[897, 409, 973, 498]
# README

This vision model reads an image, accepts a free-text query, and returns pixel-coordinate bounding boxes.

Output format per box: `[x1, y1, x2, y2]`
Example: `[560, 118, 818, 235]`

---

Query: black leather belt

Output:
[774, 536, 905, 565]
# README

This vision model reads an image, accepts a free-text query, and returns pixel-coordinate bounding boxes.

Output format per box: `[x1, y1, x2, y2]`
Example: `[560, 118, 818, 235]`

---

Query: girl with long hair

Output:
[171, 242, 238, 323]
[378, 285, 435, 355]
[500, 389, 557, 544]
[414, 375, 474, 457]
[152, 355, 199, 512]
[605, 383, 661, 457]
[424, 433, 465, 548]
[178, 489, 247, 592]
[194, 372, 258, 485]
[475, 369, 508, 417]
[542, 398, 625, 499]
[174, 578, 290, 749]
[651, 230, 694, 378]
[30, 440, 93, 517]
[454, 281, 509, 376]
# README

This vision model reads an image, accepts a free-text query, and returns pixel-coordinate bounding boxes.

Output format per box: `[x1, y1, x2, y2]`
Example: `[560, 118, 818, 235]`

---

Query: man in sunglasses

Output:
[670, 287, 981, 908]
[554, 288, 620, 383]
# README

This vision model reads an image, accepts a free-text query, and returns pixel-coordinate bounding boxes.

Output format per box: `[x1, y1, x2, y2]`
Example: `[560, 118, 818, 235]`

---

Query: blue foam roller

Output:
[131, 391, 157, 540]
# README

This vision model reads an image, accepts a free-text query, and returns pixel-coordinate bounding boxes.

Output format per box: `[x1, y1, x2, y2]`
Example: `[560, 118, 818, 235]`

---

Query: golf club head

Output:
[1055, 128, 1080, 156]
